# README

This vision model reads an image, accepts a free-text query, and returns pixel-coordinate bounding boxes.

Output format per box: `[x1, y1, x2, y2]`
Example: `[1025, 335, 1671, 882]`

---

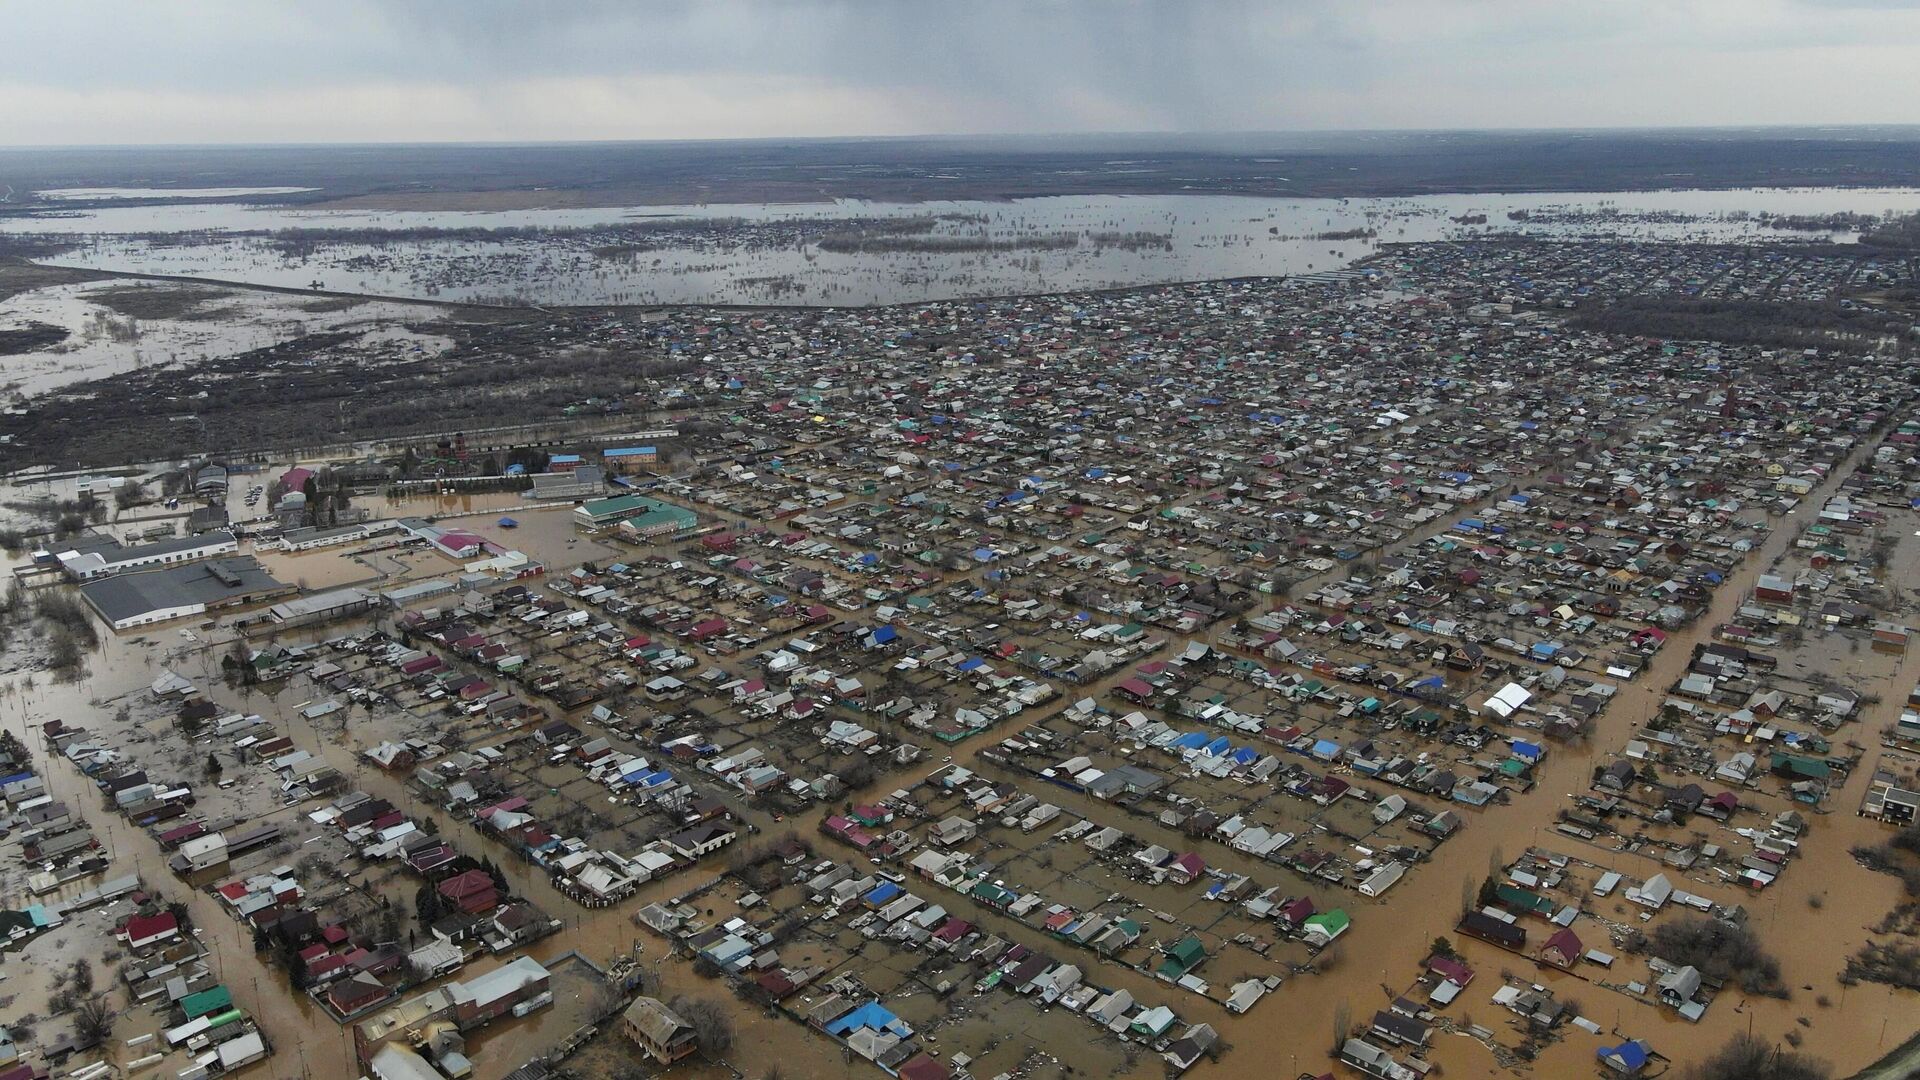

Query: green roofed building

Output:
[181, 985, 234, 1019]
[575, 495, 699, 535]
[1770, 753, 1831, 780]
[1155, 936, 1208, 981]
[1301, 909, 1350, 944]
[1495, 883, 1556, 916]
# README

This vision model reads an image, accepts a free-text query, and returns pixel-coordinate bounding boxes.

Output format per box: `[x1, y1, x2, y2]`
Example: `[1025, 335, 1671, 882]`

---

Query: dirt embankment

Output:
[0, 258, 105, 303]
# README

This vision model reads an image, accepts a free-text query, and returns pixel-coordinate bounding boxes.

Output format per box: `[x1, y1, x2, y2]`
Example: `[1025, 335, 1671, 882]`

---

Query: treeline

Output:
[0, 235, 82, 259]
[1569, 296, 1914, 353]
[264, 224, 577, 257]
[1859, 211, 1920, 250]
[816, 231, 1080, 255]
[1761, 211, 1880, 232]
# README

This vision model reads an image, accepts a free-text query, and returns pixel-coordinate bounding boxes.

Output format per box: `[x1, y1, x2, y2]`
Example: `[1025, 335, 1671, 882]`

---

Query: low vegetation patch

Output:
[1635, 916, 1789, 998]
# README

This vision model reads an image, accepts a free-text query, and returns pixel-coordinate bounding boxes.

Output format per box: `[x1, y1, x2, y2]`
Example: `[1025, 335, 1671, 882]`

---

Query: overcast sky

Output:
[3, 0, 1917, 145]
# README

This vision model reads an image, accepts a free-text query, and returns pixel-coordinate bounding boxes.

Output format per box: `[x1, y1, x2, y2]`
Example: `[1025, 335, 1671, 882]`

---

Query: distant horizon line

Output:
[7, 122, 1920, 152]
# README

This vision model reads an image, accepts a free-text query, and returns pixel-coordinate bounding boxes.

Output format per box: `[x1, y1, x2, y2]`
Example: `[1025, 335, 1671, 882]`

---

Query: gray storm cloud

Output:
[0, 0, 1915, 144]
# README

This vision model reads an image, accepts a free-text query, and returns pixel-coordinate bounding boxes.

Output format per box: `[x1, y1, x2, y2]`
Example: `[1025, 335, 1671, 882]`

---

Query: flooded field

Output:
[0, 276, 451, 400]
[7, 187, 1920, 306]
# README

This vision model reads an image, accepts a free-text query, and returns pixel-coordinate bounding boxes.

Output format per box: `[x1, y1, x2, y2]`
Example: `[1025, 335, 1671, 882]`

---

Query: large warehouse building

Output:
[80, 557, 294, 631]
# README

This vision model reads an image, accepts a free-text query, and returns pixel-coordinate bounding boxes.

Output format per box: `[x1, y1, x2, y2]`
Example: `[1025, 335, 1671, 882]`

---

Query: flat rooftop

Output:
[80, 556, 288, 625]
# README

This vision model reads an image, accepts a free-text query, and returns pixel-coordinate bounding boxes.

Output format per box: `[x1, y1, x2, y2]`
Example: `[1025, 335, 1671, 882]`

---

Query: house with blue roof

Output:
[1598, 1039, 1651, 1075]
[824, 1000, 913, 1039]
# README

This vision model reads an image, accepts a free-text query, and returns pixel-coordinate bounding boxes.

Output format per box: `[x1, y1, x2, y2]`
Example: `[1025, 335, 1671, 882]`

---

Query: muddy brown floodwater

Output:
[6, 415, 1918, 1080]
[1154, 427, 1920, 1080]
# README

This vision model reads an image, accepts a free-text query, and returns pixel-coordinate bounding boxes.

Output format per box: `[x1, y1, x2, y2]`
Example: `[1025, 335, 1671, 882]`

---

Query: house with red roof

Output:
[1278, 896, 1317, 929]
[1540, 927, 1585, 970]
[897, 1055, 954, 1080]
[1426, 954, 1475, 987]
[326, 971, 394, 1018]
[123, 911, 180, 951]
[1167, 853, 1206, 885]
[932, 917, 974, 947]
[437, 869, 499, 916]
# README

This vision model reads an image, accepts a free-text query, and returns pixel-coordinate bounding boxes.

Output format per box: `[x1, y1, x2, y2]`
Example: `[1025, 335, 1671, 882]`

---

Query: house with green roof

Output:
[1155, 936, 1207, 982]
[1495, 883, 1556, 917]
[181, 985, 233, 1020]
[969, 881, 1017, 909]
[1301, 909, 1350, 946]
[1770, 753, 1830, 780]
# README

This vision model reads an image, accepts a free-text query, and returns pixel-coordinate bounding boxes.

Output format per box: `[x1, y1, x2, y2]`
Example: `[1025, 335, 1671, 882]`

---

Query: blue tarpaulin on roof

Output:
[957, 657, 986, 672]
[1172, 732, 1208, 750]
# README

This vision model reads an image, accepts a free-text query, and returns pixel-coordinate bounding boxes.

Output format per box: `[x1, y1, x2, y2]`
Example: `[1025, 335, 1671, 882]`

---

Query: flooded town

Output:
[4, 200, 1920, 1080]
[6, 9, 1920, 1080]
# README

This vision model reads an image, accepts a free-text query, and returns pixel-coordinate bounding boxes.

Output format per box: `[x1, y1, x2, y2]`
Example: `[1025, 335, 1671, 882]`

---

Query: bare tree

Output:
[74, 996, 115, 1045]
[669, 995, 736, 1056]
[1684, 1034, 1828, 1080]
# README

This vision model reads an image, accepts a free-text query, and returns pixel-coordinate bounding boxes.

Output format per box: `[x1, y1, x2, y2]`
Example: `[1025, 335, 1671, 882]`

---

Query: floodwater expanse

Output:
[33, 186, 320, 201]
[0, 279, 450, 399]
[8, 187, 1920, 306]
